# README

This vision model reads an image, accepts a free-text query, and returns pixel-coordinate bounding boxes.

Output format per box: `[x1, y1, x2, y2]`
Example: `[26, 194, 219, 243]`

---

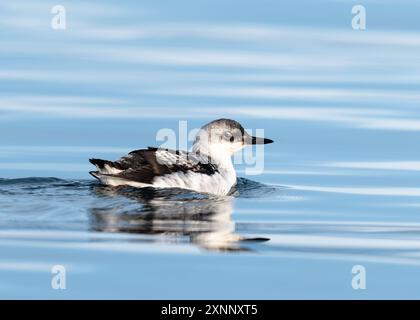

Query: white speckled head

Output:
[193, 119, 273, 162]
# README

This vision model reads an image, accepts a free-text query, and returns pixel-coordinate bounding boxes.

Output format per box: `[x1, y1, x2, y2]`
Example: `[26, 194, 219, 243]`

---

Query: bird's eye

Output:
[224, 132, 234, 143]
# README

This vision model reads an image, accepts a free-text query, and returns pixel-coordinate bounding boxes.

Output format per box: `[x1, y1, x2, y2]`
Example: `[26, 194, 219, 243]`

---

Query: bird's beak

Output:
[251, 136, 274, 145]
[245, 134, 274, 145]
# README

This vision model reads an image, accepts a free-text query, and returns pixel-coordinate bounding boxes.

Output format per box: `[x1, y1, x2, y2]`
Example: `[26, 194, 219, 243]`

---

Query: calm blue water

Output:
[1, 0, 420, 299]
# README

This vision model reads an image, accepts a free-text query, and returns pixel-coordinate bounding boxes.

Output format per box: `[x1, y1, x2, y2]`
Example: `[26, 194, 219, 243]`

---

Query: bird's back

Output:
[89, 147, 236, 195]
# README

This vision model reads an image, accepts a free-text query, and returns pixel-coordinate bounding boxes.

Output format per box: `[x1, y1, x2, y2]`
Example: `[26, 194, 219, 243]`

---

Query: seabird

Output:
[89, 119, 273, 196]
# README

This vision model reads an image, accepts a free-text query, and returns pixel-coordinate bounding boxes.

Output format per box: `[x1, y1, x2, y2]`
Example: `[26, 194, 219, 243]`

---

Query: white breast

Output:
[152, 166, 237, 196]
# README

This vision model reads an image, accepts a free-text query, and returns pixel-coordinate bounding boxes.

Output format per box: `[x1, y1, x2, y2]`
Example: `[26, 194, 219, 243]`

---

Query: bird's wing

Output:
[111, 147, 218, 184]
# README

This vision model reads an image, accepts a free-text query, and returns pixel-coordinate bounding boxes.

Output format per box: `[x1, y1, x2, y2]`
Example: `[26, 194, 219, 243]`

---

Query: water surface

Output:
[1, 0, 420, 299]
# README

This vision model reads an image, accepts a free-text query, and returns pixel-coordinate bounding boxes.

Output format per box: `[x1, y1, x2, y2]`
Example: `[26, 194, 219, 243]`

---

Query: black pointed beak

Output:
[250, 136, 274, 145]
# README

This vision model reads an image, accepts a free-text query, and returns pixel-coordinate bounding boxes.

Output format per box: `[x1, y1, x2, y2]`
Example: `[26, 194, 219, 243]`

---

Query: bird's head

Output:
[193, 119, 274, 159]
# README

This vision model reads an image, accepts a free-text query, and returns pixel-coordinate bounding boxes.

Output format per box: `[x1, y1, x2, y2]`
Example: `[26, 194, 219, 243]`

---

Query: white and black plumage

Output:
[89, 119, 273, 196]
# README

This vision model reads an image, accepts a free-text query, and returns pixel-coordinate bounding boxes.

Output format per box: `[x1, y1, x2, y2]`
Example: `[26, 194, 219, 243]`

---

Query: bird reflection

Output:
[89, 185, 268, 252]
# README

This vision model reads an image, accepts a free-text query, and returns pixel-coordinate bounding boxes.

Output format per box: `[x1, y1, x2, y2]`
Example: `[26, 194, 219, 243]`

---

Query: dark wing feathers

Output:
[89, 158, 123, 170]
[90, 148, 218, 184]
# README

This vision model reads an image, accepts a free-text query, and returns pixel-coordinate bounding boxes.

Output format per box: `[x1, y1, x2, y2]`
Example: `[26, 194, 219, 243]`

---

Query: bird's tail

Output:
[89, 158, 123, 175]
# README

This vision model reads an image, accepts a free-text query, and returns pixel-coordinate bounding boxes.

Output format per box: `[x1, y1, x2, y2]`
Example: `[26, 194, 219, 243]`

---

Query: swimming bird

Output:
[89, 119, 273, 196]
